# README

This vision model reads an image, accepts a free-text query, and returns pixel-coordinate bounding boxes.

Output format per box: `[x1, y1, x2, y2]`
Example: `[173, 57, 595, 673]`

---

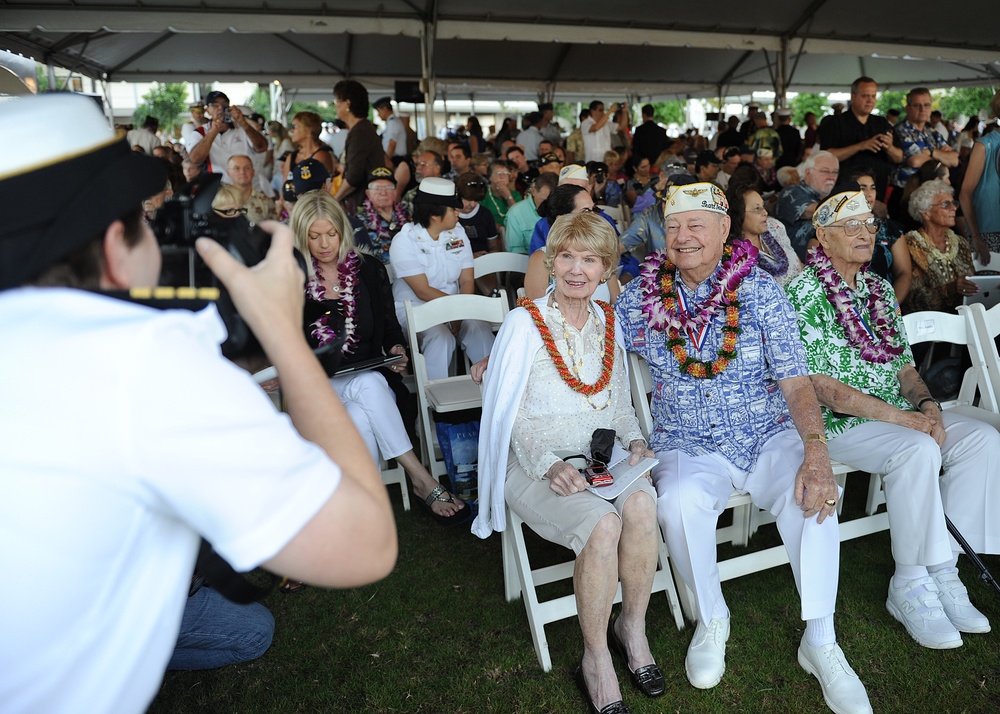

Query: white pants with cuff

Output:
[827, 409, 1000, 564]
[653, 429, 841, 625]
[330, 371, 411, 464]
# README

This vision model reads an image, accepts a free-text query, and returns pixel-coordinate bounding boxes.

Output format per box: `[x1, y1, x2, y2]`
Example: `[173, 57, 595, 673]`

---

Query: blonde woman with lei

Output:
[474, 212, 663, 714]
[290, 191, 469, 532]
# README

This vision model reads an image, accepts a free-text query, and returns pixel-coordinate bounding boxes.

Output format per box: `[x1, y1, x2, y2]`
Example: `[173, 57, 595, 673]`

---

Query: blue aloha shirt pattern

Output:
[774, 183, 822, 260]
[784, 266, 914, 437]
[892, 120, 949, 188]
[616, 264, 808, 471]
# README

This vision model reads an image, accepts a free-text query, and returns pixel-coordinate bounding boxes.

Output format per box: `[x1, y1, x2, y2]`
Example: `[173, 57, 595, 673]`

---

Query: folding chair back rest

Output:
[474, 251, 530, 279]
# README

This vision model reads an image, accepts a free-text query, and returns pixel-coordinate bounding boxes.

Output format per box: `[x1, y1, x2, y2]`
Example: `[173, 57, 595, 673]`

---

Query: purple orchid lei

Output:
[756, 230, 789, 278]
[362, 198, 409, 263]
[806, 244, 904, 364]
[640, 239, 759, 332]
[306, 252, 360, 354]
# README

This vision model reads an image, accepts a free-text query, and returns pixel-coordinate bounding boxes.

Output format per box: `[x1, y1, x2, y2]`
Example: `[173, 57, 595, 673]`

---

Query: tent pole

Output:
[776, 37, 788, 108]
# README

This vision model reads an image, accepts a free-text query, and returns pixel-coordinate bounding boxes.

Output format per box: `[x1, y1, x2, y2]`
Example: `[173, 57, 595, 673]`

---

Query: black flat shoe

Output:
[607, 616, 666, 698]
[574, 663, 631, 714]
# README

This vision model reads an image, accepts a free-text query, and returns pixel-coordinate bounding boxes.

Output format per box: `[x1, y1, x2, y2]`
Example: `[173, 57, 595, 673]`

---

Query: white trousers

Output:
[828, 409, 1000, 564]
[396, 307, 495, 381]
[653, 429, 840, 624]
[330, 371, 412, 464]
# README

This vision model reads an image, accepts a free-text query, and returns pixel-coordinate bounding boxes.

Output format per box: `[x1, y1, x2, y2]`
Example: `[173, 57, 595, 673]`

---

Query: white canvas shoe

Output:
[886, 575, 963, 649]
[685, 617, 729, 689]
[932, 567, 991, 633]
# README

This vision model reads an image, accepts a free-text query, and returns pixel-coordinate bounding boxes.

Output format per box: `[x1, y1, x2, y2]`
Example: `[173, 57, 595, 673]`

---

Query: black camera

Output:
[586, 161, 608, 183]
[220, 107, 233, 125]
[149, 173, 276, 360]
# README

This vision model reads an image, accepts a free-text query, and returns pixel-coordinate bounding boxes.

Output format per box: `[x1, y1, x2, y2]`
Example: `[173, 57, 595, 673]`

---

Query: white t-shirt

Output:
[184, 124, 257, 175]
[0, 289, 341, 714]
[126, 128, 161, 156]
[581, 117, 618, 163]
[382, 114, 408, 157]
[389, 222, 475, 311]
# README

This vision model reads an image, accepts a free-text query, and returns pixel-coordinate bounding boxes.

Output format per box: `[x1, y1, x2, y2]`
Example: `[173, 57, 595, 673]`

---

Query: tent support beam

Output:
[274, 34, 345, 76]
[108, 31, 175, 75]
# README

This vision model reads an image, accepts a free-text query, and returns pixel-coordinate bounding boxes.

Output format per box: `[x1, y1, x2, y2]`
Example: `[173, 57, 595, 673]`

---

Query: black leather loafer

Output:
[574, 663, 631, 714]
[607, 616, 666, 698]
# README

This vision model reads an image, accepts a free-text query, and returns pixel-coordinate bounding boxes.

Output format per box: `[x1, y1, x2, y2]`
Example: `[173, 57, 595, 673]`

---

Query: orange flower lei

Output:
[659, 268, 742, 379]
[518, 298, 616, 396]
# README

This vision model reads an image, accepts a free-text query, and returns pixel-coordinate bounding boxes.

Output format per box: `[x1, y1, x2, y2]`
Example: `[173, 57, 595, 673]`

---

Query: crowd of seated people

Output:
[32, 79, 1000, 714]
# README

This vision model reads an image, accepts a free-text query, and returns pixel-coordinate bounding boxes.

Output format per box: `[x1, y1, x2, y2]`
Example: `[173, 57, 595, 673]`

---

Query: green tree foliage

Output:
[938, 86, 999, 120]
[875, 90, 907, 118]
[287, 101, 337, 123]
[652, 101, 685, 127]
[790, 93, 828, 126]
[247, 86, 271, 119]
[133, 82, 189, 135]
[552, 102, 581, 128]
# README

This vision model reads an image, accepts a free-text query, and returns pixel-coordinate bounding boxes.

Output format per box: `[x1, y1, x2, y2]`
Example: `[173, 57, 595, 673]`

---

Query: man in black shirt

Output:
[631, 103, 669, 167]
[817, 76, 903, 201]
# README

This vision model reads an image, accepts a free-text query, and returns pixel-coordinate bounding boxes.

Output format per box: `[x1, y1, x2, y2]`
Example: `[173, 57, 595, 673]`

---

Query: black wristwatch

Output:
[917, 397, 943, 412]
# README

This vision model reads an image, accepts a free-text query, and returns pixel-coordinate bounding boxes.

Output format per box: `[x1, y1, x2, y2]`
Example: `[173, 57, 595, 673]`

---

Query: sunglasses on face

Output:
[215, 207, 247, 217]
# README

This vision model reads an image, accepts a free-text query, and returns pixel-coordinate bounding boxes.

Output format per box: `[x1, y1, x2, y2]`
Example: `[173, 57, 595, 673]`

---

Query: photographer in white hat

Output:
[614, 182, 872, 714]
[0, 94, 396, 714]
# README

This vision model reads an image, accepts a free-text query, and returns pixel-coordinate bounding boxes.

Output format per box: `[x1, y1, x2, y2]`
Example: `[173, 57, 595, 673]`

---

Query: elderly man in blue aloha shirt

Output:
[615, 182, 872, 714]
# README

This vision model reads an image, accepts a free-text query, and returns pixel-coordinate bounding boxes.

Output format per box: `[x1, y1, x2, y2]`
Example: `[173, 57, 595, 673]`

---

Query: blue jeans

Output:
[167, 586, 275, 670]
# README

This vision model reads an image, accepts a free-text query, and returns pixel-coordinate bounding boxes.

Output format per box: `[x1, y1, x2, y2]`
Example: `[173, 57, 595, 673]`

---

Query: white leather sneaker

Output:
[797, 636, 873, 714]
[685, 617, 729, 689]
[932, 567, 991, 633]
[886, 575, 963, 649]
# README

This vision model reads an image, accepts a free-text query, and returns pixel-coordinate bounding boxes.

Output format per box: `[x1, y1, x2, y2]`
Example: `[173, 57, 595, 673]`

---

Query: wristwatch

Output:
[804, 432, 827, 445]
[917, 397, 943, 412]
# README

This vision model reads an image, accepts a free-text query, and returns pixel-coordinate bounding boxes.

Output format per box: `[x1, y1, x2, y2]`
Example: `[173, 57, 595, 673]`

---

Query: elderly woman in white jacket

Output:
[473, 212, 662, 714]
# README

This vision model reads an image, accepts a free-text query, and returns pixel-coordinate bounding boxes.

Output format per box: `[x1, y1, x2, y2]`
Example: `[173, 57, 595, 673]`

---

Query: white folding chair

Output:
[405, 294, 508, 477]
[862, 307, 1000, 515]
[473, 251, 530, 279]
[963, 301, 1000, 415]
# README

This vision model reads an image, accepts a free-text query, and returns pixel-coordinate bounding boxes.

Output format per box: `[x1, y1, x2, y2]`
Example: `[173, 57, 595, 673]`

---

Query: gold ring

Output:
[825, 499, 837, 507]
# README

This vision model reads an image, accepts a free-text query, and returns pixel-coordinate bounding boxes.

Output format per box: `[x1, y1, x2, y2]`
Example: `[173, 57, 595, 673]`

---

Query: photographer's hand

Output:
[195, 222, 304, 355]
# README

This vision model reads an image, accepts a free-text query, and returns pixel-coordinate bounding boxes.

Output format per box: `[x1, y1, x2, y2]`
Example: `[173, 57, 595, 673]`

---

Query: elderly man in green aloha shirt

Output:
[785, 184, 1000, 651]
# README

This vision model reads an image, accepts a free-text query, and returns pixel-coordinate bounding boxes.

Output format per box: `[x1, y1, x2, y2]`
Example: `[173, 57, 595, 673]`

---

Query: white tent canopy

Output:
[2, 0, 998, 103]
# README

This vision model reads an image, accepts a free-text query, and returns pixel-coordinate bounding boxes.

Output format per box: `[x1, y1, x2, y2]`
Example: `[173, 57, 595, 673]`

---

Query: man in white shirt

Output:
[185, 91, 268, 176]
[0, 93, 397, 714]
[126, 116, 161, 155]
[517, 111, 544, 162]
[581, 100, 620, 163]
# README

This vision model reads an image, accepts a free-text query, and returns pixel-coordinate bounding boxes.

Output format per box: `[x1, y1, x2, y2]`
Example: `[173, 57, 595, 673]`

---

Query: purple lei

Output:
[639, 239, 759, 332]
[361, 198, 408, 263]
[806, 244, 904, 364]
[755, 230, 789, 278]
[306, 252, 360, 354]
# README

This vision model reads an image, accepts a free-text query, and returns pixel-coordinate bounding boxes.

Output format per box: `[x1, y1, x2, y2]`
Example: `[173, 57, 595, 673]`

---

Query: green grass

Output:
[151, 480, 1000, 713]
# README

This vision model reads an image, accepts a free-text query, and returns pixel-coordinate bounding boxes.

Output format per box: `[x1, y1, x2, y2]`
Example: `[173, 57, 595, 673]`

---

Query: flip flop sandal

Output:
[417, 485, 472, 526]
[278, 577, 307, 594]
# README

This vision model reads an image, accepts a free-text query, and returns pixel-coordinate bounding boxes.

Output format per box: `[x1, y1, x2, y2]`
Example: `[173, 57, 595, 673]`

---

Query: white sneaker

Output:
[932, 567, 991, 633]
[685, 617, 729, 689]
[797, 636, 873, 714]
[885, 576, 963, 649]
